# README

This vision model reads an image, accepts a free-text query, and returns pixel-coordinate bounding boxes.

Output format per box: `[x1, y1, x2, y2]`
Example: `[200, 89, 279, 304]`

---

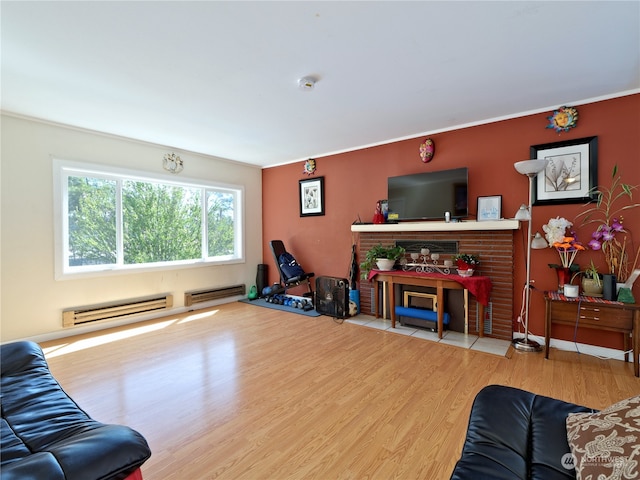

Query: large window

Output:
[55, 160, 243, 278]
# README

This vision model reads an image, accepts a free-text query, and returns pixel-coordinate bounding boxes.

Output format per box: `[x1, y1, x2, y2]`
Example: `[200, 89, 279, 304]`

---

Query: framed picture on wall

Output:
[531, 136, 598, 206]
[299, 176, 325, 217]
[477, 195, 502, 221]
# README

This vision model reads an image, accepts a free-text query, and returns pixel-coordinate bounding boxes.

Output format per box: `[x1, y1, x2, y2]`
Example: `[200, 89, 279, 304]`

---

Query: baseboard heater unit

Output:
[63, 294, 174, 327]
[184, 284, 246, 307]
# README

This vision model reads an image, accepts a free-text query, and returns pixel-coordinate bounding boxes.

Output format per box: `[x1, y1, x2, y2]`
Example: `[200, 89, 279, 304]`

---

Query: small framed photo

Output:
[299, 176, 325, 217]
[477, 195, 502, 221]
[531, 136, 598, 206]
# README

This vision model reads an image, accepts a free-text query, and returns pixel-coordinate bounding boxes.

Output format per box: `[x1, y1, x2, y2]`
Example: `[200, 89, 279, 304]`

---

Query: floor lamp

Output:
[513, 159, 548, 352]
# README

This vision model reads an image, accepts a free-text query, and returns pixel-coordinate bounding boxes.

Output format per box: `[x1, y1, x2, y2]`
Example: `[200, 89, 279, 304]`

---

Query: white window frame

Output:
[53, 158, 244, 280]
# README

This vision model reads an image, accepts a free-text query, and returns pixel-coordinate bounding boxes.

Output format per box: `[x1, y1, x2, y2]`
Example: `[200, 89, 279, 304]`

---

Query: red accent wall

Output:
[262, 94, 640, 350]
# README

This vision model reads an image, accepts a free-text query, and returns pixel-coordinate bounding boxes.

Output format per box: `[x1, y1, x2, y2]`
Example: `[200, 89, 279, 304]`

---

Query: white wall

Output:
[1, 114, 263, 342]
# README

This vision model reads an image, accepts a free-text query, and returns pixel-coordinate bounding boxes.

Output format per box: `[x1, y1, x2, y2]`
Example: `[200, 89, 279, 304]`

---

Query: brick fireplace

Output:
[352, 221, 520, 340]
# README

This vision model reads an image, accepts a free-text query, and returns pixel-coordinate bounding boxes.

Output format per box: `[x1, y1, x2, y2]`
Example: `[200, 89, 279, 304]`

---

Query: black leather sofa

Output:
[1, 341, 151, 480]
[450, 384, 594, 480]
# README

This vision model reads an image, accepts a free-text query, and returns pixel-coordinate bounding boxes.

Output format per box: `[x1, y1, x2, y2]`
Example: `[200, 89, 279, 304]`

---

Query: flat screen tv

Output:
[387, 167, 468, 221]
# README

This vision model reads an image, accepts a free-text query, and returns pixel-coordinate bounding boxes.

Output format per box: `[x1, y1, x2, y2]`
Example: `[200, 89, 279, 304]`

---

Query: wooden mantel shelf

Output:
[351, 219, 520, 233]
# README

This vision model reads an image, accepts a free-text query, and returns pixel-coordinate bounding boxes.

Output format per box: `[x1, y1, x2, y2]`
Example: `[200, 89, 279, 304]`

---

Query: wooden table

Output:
[544, 292, 639, 377]
[370, 270, 491, 339]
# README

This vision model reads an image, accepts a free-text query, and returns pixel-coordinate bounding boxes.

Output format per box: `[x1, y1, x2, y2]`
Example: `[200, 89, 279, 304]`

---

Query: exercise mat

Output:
[239, 298, 321, 317]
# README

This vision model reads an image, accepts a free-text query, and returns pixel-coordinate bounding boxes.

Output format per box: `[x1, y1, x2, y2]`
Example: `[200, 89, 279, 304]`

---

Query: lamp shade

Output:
[531, 232, 549, 249]
[514, 204, 531, 221]
[514, 159, 548, 176]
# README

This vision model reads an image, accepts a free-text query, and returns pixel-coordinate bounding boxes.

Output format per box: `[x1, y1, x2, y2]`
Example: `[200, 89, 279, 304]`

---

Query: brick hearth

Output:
[354, 223, 518, 340]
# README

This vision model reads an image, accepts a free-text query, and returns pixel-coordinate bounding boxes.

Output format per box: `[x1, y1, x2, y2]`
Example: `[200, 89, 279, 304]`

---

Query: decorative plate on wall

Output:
[419, 138, 435, 162]
[303, 158, 316, 175]
[546, 106, 578, 133]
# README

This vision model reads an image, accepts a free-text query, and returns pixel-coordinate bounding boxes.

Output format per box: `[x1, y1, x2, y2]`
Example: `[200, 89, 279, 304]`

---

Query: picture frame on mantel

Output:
[530, 136, 598, 206]
[299, 176, 325, 217]
[477, 195, 502, 221]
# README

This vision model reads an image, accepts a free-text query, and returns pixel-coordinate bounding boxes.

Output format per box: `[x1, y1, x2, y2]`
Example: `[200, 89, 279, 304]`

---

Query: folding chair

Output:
[269, 240, 315, 299]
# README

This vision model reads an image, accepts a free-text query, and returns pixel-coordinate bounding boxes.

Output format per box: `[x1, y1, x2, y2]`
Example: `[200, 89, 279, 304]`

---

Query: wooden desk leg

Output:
[382, 282, 387, 319]
[463, 289, 469, 335]
[478, 302, 485, 338]
[436, 285, 444, 339]
[373, 280, 380, 319]
[623, 334, 629, 363]
[389, 280, 396, 328]
[544, 297, 551, 359]
[634, 311, 639, 377]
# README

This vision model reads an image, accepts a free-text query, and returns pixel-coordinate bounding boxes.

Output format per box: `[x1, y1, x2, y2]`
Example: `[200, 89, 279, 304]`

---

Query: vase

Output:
[555, 267, 571, 293]
[376, 258, 396, 271]
[581, 277, 603, 297]
[602, 274, 617, 301]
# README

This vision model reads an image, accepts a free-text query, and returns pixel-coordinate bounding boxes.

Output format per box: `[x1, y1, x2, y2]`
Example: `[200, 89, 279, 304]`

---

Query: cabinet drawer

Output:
[550, 301, 633, 330]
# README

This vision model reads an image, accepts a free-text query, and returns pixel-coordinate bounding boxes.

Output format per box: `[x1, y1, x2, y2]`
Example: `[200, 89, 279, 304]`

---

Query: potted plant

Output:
[452, 253, 480, 274]
[360, 243, 406, 279]
[580, 260, 603, 297]
[575, 165, 640, 283]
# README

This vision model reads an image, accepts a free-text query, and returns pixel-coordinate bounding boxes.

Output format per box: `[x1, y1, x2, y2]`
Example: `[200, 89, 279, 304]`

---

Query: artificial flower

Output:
[587, 218, 629, 277]
[453, 253, 480, 266]
[543, 217, 585, 268]
[543, 216, 573, 246]
[552, 235, 586, 268]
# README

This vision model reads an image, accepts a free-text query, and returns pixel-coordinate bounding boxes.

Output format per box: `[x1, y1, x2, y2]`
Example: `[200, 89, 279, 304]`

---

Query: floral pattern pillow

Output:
[566, 395, 640, 480]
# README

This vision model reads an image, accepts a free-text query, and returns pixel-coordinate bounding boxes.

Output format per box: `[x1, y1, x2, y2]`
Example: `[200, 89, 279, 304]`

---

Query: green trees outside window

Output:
[62, 163, 242, 275]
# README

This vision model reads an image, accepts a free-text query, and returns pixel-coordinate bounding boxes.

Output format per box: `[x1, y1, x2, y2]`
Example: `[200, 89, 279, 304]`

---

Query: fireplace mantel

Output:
[351, 219, 520, 233]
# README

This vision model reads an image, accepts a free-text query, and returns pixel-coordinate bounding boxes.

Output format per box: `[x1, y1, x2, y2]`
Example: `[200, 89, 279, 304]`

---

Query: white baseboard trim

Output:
[512, 333, 629, 362]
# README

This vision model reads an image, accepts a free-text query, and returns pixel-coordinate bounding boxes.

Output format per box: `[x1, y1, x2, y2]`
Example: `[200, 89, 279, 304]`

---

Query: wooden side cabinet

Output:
[544, 293, 639, 377]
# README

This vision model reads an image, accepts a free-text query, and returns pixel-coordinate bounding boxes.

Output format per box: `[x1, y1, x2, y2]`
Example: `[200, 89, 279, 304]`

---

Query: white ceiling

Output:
[2, 1, 639, 168]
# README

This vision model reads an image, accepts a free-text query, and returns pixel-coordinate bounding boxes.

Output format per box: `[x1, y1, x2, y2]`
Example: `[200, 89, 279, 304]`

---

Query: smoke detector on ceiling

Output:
[298, 76, 316, 91]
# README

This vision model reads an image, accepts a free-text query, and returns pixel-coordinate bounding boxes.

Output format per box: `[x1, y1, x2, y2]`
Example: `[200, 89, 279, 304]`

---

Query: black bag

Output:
[278, 252, 305, 279]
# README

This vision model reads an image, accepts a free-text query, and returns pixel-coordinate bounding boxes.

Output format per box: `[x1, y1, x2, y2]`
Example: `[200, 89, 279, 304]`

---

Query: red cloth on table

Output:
[367, 269, 492, 306]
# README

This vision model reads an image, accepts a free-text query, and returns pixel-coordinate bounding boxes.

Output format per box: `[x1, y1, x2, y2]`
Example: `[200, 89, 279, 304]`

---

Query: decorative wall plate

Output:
[546, 106, 578, 133]
[303, 158, 316, 175]
[419, 138, 435, 163]
[163, 152, 184, 173]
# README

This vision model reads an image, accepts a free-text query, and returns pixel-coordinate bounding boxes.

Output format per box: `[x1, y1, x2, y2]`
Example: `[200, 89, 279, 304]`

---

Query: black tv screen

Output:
[387, 167, 468, 221]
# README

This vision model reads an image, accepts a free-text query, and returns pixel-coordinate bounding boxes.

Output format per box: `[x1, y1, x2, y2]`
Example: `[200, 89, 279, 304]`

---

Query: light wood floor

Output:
[41, 302, 639, 480]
